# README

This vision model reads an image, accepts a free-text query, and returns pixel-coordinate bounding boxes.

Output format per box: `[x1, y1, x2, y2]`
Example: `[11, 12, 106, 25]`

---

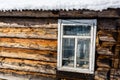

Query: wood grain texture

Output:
[98, 9, 119, 18]
[110, 69, 120, 80]
[95, 68, 109, 80]
[59, 10, 97, 18]
[0, 47, 57, 62]
[97, 58, 111, 68]
[0, 68, 56, 78]
[0, 38, 57, 50]
[0, 18, 57, 28]
[98, 19, 117, 30]
[0, 11, 119, 80]
[0, 27, 57, 39]
[0, 73, 55, 80]
[98, 30, 117, 42]
[97, 48, 113, 56]
[0, 22, 57, 28]
[0, 58, 56, 74]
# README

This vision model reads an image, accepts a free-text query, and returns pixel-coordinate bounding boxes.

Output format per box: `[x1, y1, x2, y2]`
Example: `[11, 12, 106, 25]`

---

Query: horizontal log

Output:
[59, 10, 97, 18]
[0, 22, 57, 28]
[98, 30, 117, 42]
[97, 58, 111, 68]
[97, 48, 113, 56]
[95, 68, 109, 80]
[97, 55, 112, 60]
[0, 58, 56, 74]
[99, 36, 116, 42]
[101, 42, 116, 48]
[0, 27, 57, 39]
[0, 68, 56, 79]
[98, 9, 119, 18]
[98, 19, 117, 30]
[0, 18, 57, 28]
[0, 38, 57, 50]
[0, 47, 57, 62]
[0, 73, 55, 80]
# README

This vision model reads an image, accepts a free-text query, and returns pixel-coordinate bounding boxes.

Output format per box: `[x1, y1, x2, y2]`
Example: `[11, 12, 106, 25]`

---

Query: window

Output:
[57, 19, 97, 74]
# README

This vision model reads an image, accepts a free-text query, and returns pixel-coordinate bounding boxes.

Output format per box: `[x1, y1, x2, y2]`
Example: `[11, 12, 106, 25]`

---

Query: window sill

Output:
[57, 67, 94, 74]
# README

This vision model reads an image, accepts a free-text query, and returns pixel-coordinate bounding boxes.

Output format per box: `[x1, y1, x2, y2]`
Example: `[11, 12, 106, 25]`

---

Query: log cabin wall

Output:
[0, 18, 58, 80]
[0, 9, 119, 80]
[95, 19, 120, 80]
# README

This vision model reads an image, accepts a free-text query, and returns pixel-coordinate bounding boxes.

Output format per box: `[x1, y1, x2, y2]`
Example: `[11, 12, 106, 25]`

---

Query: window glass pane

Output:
[76, 39, 90, 69]
[62, 38, 75, 67]
[63, 25, 91, 36]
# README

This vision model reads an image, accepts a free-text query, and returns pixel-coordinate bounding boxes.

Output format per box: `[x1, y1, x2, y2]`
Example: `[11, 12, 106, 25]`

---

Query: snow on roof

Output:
[0, 0, 120, 11]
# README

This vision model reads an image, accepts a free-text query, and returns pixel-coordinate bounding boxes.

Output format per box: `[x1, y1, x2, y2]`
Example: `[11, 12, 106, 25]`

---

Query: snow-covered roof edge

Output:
[0, 0, 120, 11]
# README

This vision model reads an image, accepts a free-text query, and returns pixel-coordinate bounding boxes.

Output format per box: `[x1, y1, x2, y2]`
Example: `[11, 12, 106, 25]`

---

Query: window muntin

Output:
[58, 19, 96, 74]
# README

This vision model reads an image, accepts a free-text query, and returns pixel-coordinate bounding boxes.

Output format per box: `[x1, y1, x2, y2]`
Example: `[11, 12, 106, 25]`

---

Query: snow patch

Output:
[0, 0, 120, 11]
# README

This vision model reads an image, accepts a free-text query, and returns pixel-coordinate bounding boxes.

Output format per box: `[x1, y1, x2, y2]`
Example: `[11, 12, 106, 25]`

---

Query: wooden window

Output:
[58, 19, 97, 74]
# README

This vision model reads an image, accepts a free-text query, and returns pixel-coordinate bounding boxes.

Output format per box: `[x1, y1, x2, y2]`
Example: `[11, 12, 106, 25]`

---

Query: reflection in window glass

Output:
[63, 25, 91, 36]
[76, 39, 90, 69]
[62, 38, 75, 67]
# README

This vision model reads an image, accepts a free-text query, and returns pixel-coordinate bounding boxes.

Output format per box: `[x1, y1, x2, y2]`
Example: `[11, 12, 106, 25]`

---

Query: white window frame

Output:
[57, 19, 97, 74]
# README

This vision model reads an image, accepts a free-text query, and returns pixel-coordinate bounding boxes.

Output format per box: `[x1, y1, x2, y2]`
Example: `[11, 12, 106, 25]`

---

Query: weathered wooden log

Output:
[95, 68, 109, 80]
[0, 38, 57, 50]
[0, 58, 56, 74]
[0, 18, 57, 28]
[98, 30, 116, 42]
[110, 69, 120, 80]
[98, 19, 117, 30]
[98, 9, 119, 18]
[0, 27, 57, 39]
[97, 48, 113, 56]
[97, 55, 112, 60]
[0, 68, 56, 79]
[0, 22, 57, 28]
[0, 73, 55, 80]
[0, 47, 57, 62]
[101, 42, 116, 48]
[99, 36, 116, 42]
[59, 10, 97, 18]
[97, 58, 111, 68]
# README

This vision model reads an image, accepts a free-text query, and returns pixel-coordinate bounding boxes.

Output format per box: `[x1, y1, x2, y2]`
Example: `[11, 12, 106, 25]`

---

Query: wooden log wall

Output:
[0, 18, 57, 79]
[0, 9, 119, 80]
[95, 19, 120, 80]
